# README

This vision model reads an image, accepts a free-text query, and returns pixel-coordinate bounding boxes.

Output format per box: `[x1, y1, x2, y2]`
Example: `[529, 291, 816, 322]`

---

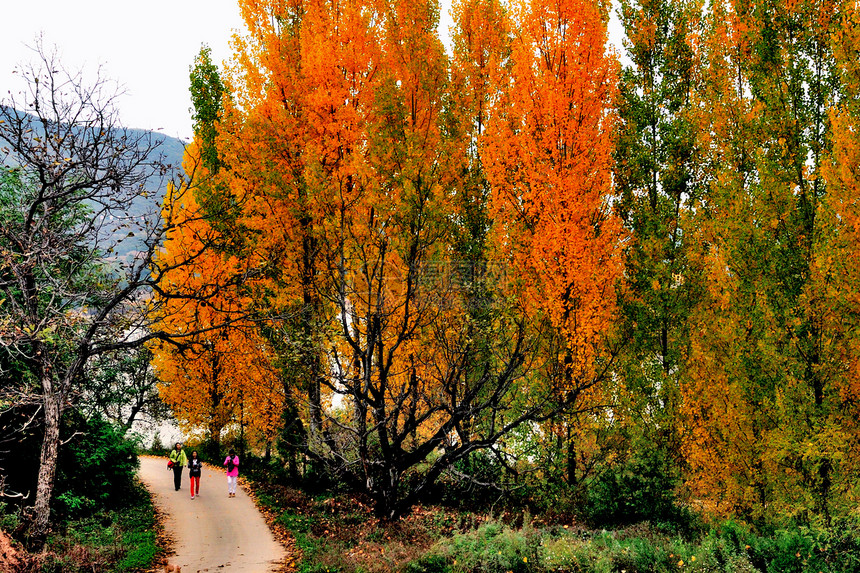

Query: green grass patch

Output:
[405, 517, 860, 573]
[242, 471, 860, 573]
[39, 480, 159, 573]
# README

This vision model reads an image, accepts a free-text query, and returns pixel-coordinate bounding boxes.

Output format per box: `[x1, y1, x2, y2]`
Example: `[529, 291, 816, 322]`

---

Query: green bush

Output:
[812, 517, 860, 572]
[113, 489, 159, 572]
[429, 451, 506, 510]
[54, 492, 97, 518]
[54, 413, 139, 519]
[0, 501, 22, 532]
[584, 447, 687, 531]
[404, 554, 452, 573]
[40, 482, 159, 572]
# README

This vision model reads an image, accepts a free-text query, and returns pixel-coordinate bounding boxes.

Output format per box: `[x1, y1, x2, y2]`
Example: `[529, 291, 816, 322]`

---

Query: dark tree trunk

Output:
[566, 424, 577, 486]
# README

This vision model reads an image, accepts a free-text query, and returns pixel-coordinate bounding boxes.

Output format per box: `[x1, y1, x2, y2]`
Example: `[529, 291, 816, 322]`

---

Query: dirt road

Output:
[138, 455, 286, 572]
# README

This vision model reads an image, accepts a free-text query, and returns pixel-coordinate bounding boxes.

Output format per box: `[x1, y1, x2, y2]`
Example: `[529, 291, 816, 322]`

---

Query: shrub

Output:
[54, 413, 139, 519]
[404, 554, 452, 573]
[38, 482, 159, 572]
[584, 446, 693, 533]
[428, 452, 506, 510]
[0, 501, 22, 533]
[540, 533, 615, 573]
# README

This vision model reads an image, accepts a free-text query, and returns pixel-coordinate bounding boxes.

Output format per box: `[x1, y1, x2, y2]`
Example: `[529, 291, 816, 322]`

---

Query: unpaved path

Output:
[138, 455, 286, 572]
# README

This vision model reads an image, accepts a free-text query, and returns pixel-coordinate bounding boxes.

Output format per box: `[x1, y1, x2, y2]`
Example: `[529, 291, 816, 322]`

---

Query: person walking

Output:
[223, 448, 239, 497]
[188, 450, 202, 499]
[168, 442, 188, 491]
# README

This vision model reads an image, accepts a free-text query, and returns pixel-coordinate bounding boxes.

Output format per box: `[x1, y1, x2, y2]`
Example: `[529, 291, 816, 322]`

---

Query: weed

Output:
[36, 481, 160, 573]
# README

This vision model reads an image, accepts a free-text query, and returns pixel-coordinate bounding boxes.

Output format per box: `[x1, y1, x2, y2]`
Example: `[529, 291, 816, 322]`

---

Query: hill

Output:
[1, 106, 188, 262]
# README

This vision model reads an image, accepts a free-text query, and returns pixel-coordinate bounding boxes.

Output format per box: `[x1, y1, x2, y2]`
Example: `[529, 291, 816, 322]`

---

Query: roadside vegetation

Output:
[1, 416, 162, 572]
[238, 455, 860, 573]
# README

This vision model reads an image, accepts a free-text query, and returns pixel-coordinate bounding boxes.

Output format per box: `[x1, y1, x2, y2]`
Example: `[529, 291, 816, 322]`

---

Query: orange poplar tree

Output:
[219, 0, 329, 450]
[481, 0, 623, 487]
[150, 143, 284, 452]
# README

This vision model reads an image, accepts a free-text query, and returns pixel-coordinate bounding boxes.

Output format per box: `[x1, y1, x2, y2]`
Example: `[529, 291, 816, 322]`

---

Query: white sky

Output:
[0, 0, 248, 141]
[1, 1, 622, 142]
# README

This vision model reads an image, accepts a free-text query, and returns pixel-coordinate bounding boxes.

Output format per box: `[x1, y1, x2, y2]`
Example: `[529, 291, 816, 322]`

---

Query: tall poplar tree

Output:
[683, 0, 847, 521]
[482, 0, 622, 487]
[612, 0, 703, 495]
[818, 0, 860, 513]
[150, 146, 284, 452]
[222, 0, 327, 452]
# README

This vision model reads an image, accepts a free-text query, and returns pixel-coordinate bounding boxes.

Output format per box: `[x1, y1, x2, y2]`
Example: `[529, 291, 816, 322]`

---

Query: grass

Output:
[35, 480, 160, 573]
[241, 475, 860, 573]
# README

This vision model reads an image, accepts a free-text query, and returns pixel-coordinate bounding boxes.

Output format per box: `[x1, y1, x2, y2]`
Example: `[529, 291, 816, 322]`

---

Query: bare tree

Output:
[0, 42, 217, 546]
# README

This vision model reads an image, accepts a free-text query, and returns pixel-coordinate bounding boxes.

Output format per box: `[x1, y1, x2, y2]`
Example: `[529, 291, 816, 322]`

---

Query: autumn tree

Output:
[481, 0, 622, 489]
[443, 0, 511, 482]
[0, 44, 182, 545]
[298, 0, 537, 517]
[609, 0, 704, 509]
[285, 0, 568, 519]
[185, 0, 614, 520]
[682, 0, 849, 522]
[219, 0, 329, 454]
[817, 0, 860, 516]
[150, 143, 284, 453]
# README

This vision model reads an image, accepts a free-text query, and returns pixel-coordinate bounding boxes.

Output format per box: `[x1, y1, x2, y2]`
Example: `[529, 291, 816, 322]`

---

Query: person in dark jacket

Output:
[188, 451, 203, 499]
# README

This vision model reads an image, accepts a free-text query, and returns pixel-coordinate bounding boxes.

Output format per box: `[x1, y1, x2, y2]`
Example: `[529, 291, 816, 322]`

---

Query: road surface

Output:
[138, 455, 286, 572]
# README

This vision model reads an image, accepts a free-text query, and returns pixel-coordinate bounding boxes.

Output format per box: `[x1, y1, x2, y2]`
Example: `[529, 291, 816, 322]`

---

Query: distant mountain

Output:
[0, 106, 187, 171]
[132, 130, 187, 261]
[104, 128, 188, 262]
[0, 107, 187, 183]
[131, 127, 187, 171]
[108, 126, 188, 219]
[1, 106, 189, 263]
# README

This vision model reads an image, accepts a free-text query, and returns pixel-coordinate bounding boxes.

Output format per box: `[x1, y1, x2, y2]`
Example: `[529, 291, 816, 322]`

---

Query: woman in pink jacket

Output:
[223, 448, 240, 497]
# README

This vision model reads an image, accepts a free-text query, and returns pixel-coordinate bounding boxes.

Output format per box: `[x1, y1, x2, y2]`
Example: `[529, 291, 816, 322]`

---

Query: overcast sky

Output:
[1, 0, 248, 141]
[1, 1, 621, 142]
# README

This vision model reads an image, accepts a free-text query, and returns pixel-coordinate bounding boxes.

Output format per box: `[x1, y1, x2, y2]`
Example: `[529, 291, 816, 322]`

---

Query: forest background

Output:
[4, 0, 860, 570]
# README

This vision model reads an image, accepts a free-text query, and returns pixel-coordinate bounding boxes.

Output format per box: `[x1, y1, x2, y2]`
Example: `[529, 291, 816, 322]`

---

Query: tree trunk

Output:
[28, 382, 62, 548]
[373, 465, 401, 520]
[209, 422, 223, 452]
[300, 207, 322, 448]
[566, 423, 577, 486]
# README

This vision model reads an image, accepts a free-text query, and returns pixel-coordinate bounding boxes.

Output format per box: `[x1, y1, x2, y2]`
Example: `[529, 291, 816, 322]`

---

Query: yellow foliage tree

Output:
[151, 143, 284, 450]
